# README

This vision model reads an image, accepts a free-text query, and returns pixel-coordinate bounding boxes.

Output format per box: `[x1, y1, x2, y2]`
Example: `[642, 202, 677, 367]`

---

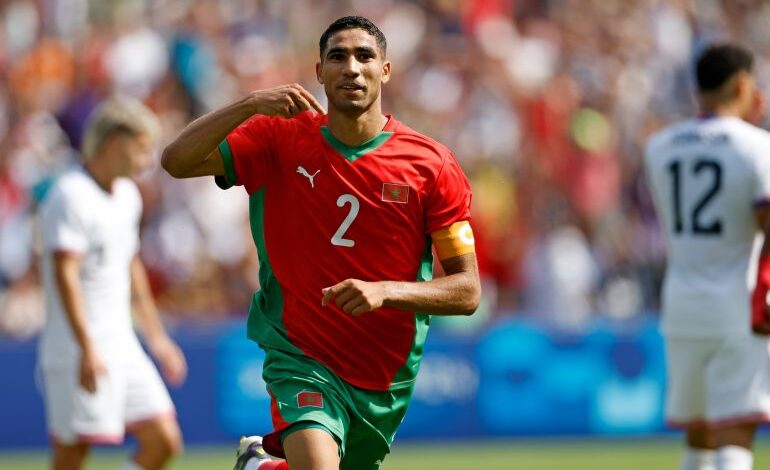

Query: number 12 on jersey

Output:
[667, 158, 723, 235]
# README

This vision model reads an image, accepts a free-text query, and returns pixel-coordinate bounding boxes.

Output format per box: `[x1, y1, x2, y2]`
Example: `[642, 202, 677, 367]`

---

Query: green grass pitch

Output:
[1, 438, 768, 469]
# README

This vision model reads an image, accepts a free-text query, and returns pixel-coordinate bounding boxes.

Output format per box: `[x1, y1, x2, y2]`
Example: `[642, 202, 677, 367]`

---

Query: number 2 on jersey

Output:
[667, 158, 723, 235]
[331, 194, 359, 247]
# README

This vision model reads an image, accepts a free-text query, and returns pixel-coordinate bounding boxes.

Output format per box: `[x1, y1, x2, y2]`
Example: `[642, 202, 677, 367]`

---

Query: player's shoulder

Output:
[39, 167, 91, 216]
[263, 110, 325, 133]
[293, 110, 326, 127]
[44, 167, 90, 202]
[389, 117, 453, 162]
[238, 110, 322, 136]
[725, 118, 770, 147]
[707, 118, 770, 170]
[114, 177, 141, 203]
[645, 119, 696, 155]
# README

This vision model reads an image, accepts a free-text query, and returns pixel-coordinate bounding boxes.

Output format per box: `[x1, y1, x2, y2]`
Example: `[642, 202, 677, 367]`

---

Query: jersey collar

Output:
[320, 115, 395, 163]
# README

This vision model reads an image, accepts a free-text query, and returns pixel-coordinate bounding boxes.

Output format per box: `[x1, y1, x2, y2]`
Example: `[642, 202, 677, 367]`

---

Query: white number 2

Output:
[331, 194, 359, 247]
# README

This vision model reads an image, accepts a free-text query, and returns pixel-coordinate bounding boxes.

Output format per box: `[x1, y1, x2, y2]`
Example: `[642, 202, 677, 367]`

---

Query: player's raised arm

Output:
[161, 84, 325, 179]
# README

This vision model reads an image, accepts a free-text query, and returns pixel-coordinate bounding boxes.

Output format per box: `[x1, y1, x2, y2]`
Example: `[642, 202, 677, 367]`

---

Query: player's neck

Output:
[699, 101, 743, 119]
[83, 160, 115, 193]
[326, 109, 388, 147]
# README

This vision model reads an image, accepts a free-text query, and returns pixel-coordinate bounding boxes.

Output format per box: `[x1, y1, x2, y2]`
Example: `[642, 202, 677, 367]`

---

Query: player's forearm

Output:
[54, 258, 94, 355]
[134, 304, 169, 350]
[382, 271, 481, 316]
[161, 95, 259, 178]
[130, 256, 169, 346]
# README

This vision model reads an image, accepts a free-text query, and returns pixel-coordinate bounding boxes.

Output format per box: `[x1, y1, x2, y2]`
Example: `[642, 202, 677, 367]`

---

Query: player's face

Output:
[316, 28, 390, 115]
[110, 132, 154, 178]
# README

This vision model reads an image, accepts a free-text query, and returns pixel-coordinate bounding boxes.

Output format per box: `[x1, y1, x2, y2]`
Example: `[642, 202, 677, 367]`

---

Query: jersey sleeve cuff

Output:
[217, 139, 238, 189]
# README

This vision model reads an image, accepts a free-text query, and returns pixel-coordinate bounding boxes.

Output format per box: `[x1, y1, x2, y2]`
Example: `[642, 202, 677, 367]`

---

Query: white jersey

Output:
[645, 116, 770, 337]
[38, 166, 144, 367]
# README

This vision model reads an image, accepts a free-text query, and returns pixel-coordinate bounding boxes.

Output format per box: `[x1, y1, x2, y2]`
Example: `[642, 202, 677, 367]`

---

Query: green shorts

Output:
[260, 348, 414, 470]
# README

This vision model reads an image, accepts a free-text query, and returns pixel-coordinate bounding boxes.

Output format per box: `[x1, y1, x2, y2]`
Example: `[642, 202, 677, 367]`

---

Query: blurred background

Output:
[2, 0, 770, 468]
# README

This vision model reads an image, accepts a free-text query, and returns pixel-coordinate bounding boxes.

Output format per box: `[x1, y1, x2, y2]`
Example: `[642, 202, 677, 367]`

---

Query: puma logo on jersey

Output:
[297, 166, 320, 188]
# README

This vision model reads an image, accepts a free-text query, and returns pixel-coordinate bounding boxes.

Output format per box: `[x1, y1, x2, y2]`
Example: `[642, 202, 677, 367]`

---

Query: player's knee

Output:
[160, 425, 184, 458]
[137, 420, 184, 458]
[52, 442, 90, 470]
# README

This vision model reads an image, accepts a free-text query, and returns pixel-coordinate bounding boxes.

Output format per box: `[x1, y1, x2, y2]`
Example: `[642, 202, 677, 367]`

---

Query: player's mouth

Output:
[339, 83, 365, 96]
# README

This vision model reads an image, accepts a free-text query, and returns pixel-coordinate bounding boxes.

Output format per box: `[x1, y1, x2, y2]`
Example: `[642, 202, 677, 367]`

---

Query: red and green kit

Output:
[219, 111, 472, 468]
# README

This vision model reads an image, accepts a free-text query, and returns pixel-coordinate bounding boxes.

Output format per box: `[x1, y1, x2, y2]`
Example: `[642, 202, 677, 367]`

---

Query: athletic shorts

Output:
[42, 350, 175, 445]
[665, 335, 770, 428]
[261, 348, 414, 470]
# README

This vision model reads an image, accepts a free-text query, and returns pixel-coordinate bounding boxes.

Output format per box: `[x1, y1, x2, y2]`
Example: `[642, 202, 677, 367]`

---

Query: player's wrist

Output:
[380, 281, 405, 309]
[79, 344, 96, 361]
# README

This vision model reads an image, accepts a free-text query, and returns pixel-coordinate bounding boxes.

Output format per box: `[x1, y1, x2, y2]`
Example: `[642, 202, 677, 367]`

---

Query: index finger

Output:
[321, 286, 336, 306]
[298, 87, 326, 114]
[290, 94, 313, 113]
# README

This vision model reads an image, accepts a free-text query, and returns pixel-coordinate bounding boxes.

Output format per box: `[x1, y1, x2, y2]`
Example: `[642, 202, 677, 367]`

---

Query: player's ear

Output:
[735, 71, 753, 99]
[381, 61, 391, 84]
[315, 62, 323, 85]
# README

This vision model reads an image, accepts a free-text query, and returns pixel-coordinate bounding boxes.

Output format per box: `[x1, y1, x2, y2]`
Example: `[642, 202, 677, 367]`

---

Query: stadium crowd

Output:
[2, 0, 769, 337]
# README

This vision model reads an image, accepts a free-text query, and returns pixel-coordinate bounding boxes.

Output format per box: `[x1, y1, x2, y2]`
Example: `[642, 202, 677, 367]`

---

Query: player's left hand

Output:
[321, 279, 386, 316]
[150, 336, 188, 386]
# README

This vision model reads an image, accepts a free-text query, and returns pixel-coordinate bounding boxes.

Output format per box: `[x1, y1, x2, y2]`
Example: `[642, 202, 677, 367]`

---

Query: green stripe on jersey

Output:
[219, 140, 237, 187]
[320, 126, 394, 162]
[246, 189, 303, 355]
[390, 238, 433, 389]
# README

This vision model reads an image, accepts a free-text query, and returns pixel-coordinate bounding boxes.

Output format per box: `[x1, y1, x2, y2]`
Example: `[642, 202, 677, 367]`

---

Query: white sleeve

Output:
[39, 189, 88, 253]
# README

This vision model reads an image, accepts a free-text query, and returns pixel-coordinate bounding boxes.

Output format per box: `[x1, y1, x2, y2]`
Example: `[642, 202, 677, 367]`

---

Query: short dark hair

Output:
[319, 16, 387, 58]
[696, 44, 754, 92]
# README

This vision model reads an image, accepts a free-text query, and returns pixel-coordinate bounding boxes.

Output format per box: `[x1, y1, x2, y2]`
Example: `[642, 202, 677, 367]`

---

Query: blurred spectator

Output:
[3, 0, 769, 338]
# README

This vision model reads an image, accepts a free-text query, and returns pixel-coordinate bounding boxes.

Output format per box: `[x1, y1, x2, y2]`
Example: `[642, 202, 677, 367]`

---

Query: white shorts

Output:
[42, 350, 175, 445]
[665, 335, 770, 428]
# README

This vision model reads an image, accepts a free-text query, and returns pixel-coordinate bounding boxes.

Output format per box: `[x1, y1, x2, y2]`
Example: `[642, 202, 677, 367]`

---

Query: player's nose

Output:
[341, 56, 361, 76]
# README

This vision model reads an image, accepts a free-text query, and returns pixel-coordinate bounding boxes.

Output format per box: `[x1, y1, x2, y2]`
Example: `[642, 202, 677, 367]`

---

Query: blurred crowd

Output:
[2, 0, 770, 337]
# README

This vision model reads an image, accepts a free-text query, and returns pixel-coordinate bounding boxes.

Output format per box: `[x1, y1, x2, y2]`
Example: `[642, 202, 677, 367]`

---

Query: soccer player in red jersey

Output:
[162, 16, 481, 470]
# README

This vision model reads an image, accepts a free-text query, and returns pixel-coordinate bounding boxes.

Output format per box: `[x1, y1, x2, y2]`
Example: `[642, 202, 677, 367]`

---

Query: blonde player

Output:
[645, 44, 770, 470]
[38, 97, 187, 470]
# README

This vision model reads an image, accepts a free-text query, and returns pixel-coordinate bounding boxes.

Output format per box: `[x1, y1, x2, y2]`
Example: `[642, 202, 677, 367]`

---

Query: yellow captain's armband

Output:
[431, 221, 476, 261]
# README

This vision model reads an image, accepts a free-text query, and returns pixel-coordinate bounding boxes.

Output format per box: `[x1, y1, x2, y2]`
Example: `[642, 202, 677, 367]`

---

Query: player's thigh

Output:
[263, 351, 350, 458]
[42, 366, 125, 445]
[124, 352, 176, 429]
[339, 385, 412, 470]
[283, 426, 340, 470]
[664, 337, 715, 424]
[707, 335, 770, 423]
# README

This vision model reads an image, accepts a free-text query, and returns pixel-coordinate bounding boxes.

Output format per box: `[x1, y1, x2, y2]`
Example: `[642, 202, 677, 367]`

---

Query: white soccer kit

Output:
[645, 116, 770, 426]
[38, 166, 173, 444]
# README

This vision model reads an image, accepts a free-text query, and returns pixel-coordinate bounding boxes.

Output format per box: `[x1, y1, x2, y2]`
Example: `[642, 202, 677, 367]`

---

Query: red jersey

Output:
[220, 111, 472, 391]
